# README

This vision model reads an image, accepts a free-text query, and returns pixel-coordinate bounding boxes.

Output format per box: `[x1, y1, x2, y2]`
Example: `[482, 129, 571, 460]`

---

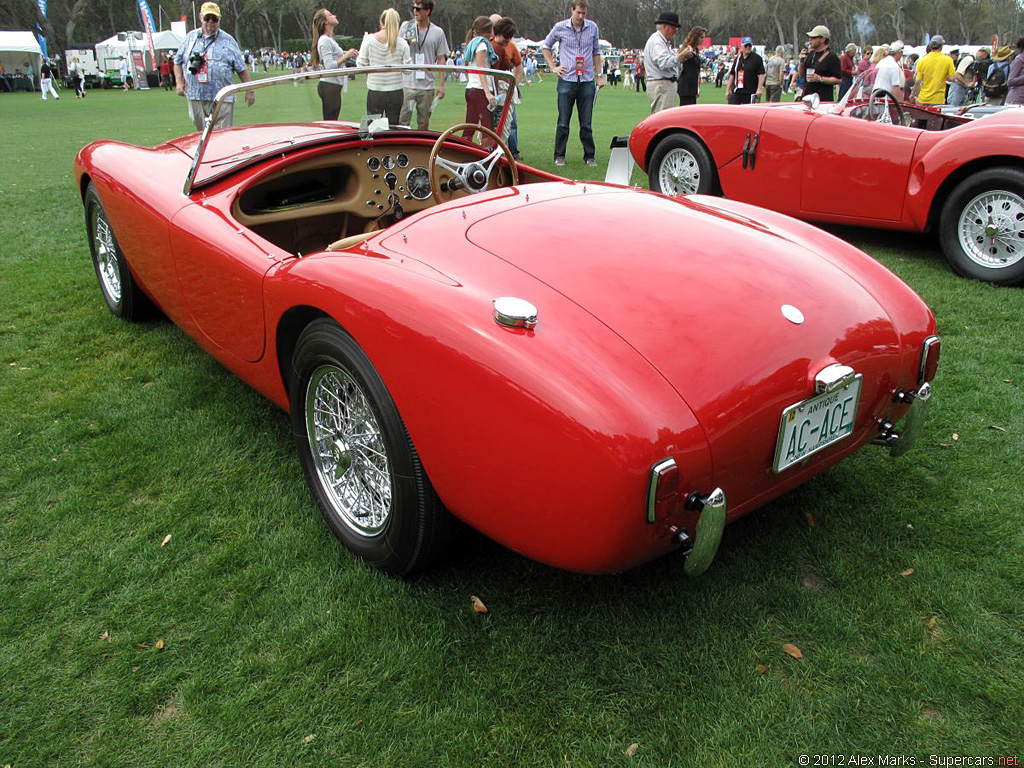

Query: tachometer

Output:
[406, 167, 431, 200]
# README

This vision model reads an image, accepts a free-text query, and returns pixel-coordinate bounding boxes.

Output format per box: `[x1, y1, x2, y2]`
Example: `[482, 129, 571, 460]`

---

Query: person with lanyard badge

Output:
[399, 0, 449, 130]
[726, 37, 764, 104]
[174, 2, 254, 132]
[310, 8, 358, 121]
[800, 25, 842, 101]
[541, 0, 604, 167]
[642, 11, 682, 114]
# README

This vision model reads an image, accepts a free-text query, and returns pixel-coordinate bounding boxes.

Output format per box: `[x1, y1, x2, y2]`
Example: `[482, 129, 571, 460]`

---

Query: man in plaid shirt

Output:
[541, 0, 605, 166]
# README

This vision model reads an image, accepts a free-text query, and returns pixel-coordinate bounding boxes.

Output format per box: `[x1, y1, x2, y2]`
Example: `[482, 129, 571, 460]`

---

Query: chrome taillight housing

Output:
[919, 335, 940, 385]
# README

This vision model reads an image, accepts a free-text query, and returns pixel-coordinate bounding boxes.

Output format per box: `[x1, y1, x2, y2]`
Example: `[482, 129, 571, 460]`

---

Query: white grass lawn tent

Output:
[94, 29, 183, 72]
[0, 30, 43, 76]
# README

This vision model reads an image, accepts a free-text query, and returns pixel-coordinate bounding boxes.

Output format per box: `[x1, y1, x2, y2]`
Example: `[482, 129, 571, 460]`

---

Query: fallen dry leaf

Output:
[142, 381, 154, 389]
[1004, 379, 1013, 384]
[302, 734, 316, 744]
[100, 630, 111, 642]
[952, 433, 960, 441]
[989, 425, 1007, 432]
[755, 664, 767, 674]
[155, 639, 165, 651]
[625, 742, 639, 757]
[161, 534, 172, 547]
[928, 616, 938, 629]
[470, 595, 488, 614]
[804, 511, 816, 529]
[782, 643, 803, 660]
[900, 568, 915, 577]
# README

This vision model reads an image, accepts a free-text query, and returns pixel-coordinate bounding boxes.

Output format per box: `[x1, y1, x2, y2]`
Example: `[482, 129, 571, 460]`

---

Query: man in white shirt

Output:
[399, 0, 449, 129]
[643, 11, 683, 113]
[873, 40, 906, 101]
[948, 49, 976, 106]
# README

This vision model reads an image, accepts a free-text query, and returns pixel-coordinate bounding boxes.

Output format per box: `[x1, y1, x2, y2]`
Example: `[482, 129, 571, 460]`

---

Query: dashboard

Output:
[232, 142, 481, 228]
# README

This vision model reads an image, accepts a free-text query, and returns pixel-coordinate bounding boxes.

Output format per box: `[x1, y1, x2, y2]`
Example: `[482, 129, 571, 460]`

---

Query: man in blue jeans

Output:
[541, 0, 604, 166]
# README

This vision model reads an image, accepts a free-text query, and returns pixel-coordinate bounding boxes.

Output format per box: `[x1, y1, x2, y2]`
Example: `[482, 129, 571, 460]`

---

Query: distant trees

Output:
[3, 0, 1020, 58]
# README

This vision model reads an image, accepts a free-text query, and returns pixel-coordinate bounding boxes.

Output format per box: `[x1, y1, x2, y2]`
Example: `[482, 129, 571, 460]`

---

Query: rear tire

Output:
[939, 167, 1024, 286]
[290, 319, 454, 576]
[84, 183, 154, 320]
[648, 134, 716, 196]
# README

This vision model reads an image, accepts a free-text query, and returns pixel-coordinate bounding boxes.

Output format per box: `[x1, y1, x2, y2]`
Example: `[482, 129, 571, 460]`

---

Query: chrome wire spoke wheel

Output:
[305, 364, 392, 537]
[659, 147, 700, 195]
[958, 190, 1024, 270]
[93, 210, 122, 303]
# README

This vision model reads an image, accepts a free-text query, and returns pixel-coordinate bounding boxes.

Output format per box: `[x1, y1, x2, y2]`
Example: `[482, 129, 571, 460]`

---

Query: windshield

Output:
[184, 64, 516, 194]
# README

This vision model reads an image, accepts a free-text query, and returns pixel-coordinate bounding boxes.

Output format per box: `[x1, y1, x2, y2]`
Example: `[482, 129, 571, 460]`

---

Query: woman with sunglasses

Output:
[310, 8, 358, 120]
[357, 8, 411, 126]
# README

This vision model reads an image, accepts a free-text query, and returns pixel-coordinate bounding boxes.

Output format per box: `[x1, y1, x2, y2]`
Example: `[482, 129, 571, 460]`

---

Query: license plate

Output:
[773, 375, 863, 473]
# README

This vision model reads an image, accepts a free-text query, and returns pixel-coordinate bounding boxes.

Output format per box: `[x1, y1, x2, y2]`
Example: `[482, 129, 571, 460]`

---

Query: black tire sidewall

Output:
[290, 319, 440, 575]
[939, 167, 1024, 286]
[648, 133, 715, 196]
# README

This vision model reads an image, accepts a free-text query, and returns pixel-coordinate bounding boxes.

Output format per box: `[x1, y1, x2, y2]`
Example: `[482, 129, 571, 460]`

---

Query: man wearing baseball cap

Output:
[799, 24, 842, 101]
[873, 40, 906, 101]
[173, 2, 255, 131]
[725, 36, 765, 104]
[912, 35, 955, 105]
[642, 11, 683, 113]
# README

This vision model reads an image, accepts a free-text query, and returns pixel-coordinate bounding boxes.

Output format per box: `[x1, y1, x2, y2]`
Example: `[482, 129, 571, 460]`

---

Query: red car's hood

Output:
[466, 188, 904, 499]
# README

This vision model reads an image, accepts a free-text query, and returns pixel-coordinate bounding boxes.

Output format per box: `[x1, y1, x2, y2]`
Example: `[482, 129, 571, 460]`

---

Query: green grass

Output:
[1, 78, 1022, 766]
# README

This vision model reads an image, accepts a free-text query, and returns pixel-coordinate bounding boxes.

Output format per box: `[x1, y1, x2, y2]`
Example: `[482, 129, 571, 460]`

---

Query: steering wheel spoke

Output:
[428, 122, 519, 201]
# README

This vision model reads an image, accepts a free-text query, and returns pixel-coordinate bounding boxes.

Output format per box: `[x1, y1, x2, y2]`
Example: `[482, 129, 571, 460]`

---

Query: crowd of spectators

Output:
[16, 2, 1024, 164]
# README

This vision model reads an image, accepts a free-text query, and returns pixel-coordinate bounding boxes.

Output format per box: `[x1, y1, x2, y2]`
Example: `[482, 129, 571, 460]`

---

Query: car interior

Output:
[230, 136, 542, 257]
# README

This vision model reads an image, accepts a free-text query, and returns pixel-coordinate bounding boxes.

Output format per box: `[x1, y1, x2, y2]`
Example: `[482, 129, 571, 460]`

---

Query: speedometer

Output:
[406, 167, 431, 200]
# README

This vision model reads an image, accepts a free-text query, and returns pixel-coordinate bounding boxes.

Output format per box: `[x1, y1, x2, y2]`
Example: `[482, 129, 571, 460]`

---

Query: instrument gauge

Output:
[366, 156, 381, 172]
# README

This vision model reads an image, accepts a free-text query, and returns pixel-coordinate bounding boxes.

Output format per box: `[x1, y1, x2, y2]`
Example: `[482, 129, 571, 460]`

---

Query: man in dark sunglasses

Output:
[173, 1, 255, 131]
[399, 0, 450, 129]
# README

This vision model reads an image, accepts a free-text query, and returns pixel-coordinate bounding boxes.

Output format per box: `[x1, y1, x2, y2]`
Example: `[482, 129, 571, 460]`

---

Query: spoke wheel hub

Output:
[305, 364, 392, 535]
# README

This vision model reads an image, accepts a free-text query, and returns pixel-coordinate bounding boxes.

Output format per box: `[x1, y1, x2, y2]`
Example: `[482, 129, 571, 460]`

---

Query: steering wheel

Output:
[428, 122, 519, 201]
[866, 88, 905, 126]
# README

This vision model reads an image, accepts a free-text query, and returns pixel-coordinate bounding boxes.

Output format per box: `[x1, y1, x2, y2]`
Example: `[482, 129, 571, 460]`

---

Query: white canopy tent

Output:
[95, 29, 183, 71]
[0, 30, 43, 77]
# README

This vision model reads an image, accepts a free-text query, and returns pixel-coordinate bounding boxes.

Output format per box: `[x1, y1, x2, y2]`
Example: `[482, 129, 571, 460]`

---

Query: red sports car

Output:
[629, 72, 1024, 286]
[75, 66, 940, 576]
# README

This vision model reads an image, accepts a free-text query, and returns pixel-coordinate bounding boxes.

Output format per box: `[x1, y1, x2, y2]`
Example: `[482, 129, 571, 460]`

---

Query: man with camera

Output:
[173, 2, 254, 132]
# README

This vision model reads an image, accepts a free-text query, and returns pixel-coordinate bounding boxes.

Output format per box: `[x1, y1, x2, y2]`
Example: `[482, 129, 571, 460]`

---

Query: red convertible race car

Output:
[76, 67, 940, 576]
[629, 72, 1024, 286]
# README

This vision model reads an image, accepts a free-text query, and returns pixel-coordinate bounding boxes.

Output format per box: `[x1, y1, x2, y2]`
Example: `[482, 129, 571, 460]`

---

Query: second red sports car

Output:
[629, 73, 1024, 287]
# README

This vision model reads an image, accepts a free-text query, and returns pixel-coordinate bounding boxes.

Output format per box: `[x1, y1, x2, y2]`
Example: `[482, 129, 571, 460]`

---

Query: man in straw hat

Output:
[173, 2, 255, 131]
[984, 45, 1014, 105]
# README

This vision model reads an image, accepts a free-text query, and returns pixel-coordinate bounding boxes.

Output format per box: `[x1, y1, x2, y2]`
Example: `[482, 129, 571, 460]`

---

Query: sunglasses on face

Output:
[412, 5, 425, 10]
[203, 15, 219, 22]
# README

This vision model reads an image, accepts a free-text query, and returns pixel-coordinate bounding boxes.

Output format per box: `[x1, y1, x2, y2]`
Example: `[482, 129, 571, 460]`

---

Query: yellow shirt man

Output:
[914, 50, 955, 104]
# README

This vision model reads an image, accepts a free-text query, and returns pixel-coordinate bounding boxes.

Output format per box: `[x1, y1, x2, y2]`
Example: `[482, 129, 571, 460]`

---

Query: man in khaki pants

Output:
[643, 11, 682, 113]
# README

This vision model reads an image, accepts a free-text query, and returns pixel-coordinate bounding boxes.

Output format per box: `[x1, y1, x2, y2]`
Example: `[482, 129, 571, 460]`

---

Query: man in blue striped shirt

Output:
[541, 0, 605, 166]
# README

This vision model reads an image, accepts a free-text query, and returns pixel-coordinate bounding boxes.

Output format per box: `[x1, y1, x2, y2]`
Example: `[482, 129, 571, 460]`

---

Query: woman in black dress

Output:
[676, 26, 706, 106]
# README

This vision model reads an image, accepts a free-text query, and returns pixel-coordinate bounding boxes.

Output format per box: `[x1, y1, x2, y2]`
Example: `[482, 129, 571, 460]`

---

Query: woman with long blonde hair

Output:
[356, 7, 411, 125]
[310, 8, 358, 120]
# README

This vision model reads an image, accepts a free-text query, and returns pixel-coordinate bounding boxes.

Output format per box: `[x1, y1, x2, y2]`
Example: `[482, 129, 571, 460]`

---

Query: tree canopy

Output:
[3, 0, 1021, 57]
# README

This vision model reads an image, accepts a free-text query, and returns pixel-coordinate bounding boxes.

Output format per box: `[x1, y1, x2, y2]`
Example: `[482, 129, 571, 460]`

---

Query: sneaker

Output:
[554, 157, 565, 166]
[585, 157, 597, 167]
[512, 152, 522, 161]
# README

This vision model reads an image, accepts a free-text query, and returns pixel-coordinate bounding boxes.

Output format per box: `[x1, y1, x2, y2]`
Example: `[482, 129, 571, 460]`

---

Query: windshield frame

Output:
[183, 64, 517, 196]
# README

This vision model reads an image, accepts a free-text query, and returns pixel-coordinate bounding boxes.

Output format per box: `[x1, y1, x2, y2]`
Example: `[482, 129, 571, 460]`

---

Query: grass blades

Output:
[1, 78, 1022, 765]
